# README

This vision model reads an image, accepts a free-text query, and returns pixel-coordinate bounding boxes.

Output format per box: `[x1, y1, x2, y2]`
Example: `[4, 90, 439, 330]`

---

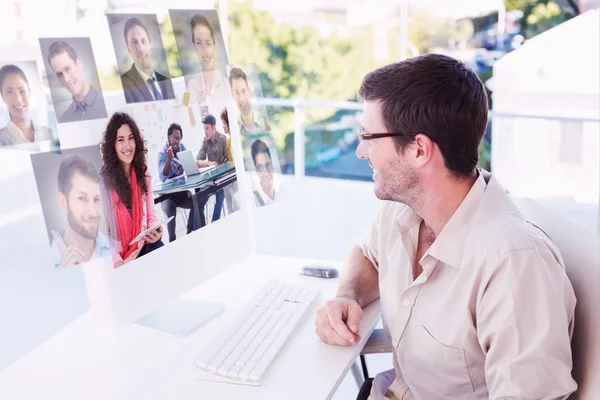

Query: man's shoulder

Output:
[121, 65, 138, 84]
[155, 70, 170, 81]
[60, 101, 78, 120]
[49, 230, 65, 268]
[157, 145, 167, 159]
[96, 232, 111, 249]
[466, 202, 560, 267]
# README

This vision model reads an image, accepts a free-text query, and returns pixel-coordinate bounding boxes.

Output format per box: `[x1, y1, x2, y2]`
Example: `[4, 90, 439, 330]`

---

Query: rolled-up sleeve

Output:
[477, 246, 577, 399]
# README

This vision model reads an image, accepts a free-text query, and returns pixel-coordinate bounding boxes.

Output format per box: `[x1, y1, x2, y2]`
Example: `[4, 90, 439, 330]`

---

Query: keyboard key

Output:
[195, 279, 321, 385]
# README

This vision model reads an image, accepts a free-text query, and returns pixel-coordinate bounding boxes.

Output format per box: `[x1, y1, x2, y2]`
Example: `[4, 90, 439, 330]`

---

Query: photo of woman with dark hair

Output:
[185, 14, 231, 104]
[100, 111, 164, 268]
[0, 63, 53, 146]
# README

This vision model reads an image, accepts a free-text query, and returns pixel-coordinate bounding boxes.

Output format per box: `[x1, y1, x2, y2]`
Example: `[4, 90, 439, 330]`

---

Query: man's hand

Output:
[166, 146, 174, 163]
[315, 297, 363, 346]
[208, 161, 218, 166]
[52, 230, 85, 267]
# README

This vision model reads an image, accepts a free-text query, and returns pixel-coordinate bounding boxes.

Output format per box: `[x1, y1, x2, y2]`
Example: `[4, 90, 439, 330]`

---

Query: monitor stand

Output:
[135, 298, 224, 336]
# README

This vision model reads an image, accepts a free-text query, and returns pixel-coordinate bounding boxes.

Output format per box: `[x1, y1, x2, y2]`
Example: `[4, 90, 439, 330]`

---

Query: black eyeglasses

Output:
[255, 162, 273, 172]
[357, 127, 404, 141]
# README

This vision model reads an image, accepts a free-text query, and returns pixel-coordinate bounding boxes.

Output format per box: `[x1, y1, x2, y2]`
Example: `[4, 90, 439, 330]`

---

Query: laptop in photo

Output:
[177, 150, 201, 177]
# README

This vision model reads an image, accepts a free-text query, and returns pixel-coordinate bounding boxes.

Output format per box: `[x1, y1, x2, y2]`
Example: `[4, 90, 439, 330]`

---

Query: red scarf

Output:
[111, 168, 144, 260]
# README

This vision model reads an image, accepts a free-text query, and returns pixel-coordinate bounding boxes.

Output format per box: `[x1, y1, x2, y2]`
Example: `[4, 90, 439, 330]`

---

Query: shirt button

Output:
[403, 298, 411, 306]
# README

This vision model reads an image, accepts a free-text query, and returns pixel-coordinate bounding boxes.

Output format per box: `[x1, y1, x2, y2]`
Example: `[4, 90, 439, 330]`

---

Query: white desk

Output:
[0, 254, 381, 400]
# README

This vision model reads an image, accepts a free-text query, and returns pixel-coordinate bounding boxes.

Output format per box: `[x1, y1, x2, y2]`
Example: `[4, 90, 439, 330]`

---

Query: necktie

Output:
[148, 77, 164, 100]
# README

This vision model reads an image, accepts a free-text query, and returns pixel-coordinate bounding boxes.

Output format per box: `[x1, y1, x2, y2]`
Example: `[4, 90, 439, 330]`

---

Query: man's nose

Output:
[356, 140, 367, 159]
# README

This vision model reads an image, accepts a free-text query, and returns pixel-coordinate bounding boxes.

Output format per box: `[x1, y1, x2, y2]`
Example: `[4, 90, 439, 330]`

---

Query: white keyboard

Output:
[195, 279, 321, 386]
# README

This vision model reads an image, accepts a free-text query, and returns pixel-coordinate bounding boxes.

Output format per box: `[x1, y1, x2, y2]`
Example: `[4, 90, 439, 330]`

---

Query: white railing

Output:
[255, 97, 600, 177]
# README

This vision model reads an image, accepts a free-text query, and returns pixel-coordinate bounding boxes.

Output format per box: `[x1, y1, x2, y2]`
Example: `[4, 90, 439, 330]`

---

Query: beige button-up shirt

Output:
[359, 170, 577, 399]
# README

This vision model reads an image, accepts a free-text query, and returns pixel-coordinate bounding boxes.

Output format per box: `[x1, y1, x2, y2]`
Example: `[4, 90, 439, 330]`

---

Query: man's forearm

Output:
[196, 159, 210, 168]
[162, 159, 171, 176]
[336, 245, 380, 308]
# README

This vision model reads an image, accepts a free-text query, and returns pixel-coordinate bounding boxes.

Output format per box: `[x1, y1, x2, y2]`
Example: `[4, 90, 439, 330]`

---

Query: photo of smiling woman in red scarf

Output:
[100, 111, 163, 268]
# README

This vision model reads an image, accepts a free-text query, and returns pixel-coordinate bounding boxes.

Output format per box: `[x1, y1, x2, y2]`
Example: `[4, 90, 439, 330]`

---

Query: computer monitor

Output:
[57, 83, 258, 334]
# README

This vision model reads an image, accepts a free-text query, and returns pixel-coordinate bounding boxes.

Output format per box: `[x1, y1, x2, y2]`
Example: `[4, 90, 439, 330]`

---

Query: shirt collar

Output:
[239, 112, 261, 132]
[93, 232, 111, 255]
[72, 86, 97, 110]
[135, 64, 156, 83]
[5, 119, 41, 142]
[427, 171, 487, 268]
[256, 184, 275, 205]
[52, 229, 111, 266]
[392, 170, 488, 269]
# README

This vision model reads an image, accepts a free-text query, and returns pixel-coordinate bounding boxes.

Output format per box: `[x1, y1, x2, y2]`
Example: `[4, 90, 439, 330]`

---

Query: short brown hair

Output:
[229, 67, 248, 88]
[47, 41, 78, 66]
[58, 154, 99, 196]
[124, 17, 150, 43]
[358, 54, 488, 177]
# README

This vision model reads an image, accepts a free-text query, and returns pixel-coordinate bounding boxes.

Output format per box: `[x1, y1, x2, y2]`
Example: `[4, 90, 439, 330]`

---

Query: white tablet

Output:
[128, 216, 174, 245]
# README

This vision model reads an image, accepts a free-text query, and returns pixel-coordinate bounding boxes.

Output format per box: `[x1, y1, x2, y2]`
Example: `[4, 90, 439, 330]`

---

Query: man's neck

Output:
[74, 82, 91, 103]
[63, 226, 95, 258]
[241, 110, 254, 129]
[136, 63, 153, 79]
[412, 170, 478, 237]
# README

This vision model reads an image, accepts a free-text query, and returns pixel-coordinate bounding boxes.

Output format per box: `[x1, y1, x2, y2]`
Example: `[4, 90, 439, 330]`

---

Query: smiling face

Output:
[1, 73, 30, 121]
[192, 24, 216, 71]
[168, 129, 182, 153]
[59, 173, 101, 241]
[232, 78, 251, 115]
[49, 51, 85, 98]
[126, 25, 152, 72]
[115, 123, 136, 167]
[254, 152, 273, 191]
[356, 100, 420, 203]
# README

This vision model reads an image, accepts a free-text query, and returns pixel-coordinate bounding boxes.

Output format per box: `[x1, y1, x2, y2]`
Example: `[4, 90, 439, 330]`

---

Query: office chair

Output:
[358, 198, 599, 399]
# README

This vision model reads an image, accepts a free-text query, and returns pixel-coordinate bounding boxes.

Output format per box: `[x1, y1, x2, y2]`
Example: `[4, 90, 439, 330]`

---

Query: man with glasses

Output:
[157, 123, 195, 242]
[250, 139, 275, 206]
[315, 54, 576, 400]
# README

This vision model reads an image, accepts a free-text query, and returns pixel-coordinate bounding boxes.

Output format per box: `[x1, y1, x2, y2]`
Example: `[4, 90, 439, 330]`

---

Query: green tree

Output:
[227, 0, 373, 149]
[505, 0, 578, 39]
[97, 65, 121, 91]
[160, 14, 183, 78]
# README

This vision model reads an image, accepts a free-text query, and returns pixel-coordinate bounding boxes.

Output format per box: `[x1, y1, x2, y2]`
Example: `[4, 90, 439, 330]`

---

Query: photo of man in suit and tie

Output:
[107, 14, 175, 104]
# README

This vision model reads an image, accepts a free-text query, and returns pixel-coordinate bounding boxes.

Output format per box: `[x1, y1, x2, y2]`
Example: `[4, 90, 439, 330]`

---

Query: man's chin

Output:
[82, 227, 99, 240]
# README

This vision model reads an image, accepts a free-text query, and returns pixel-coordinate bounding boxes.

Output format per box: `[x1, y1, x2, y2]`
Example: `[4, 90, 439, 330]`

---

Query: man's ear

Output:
[411, 133, 434, 167]
[58, 192, 68, 214]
